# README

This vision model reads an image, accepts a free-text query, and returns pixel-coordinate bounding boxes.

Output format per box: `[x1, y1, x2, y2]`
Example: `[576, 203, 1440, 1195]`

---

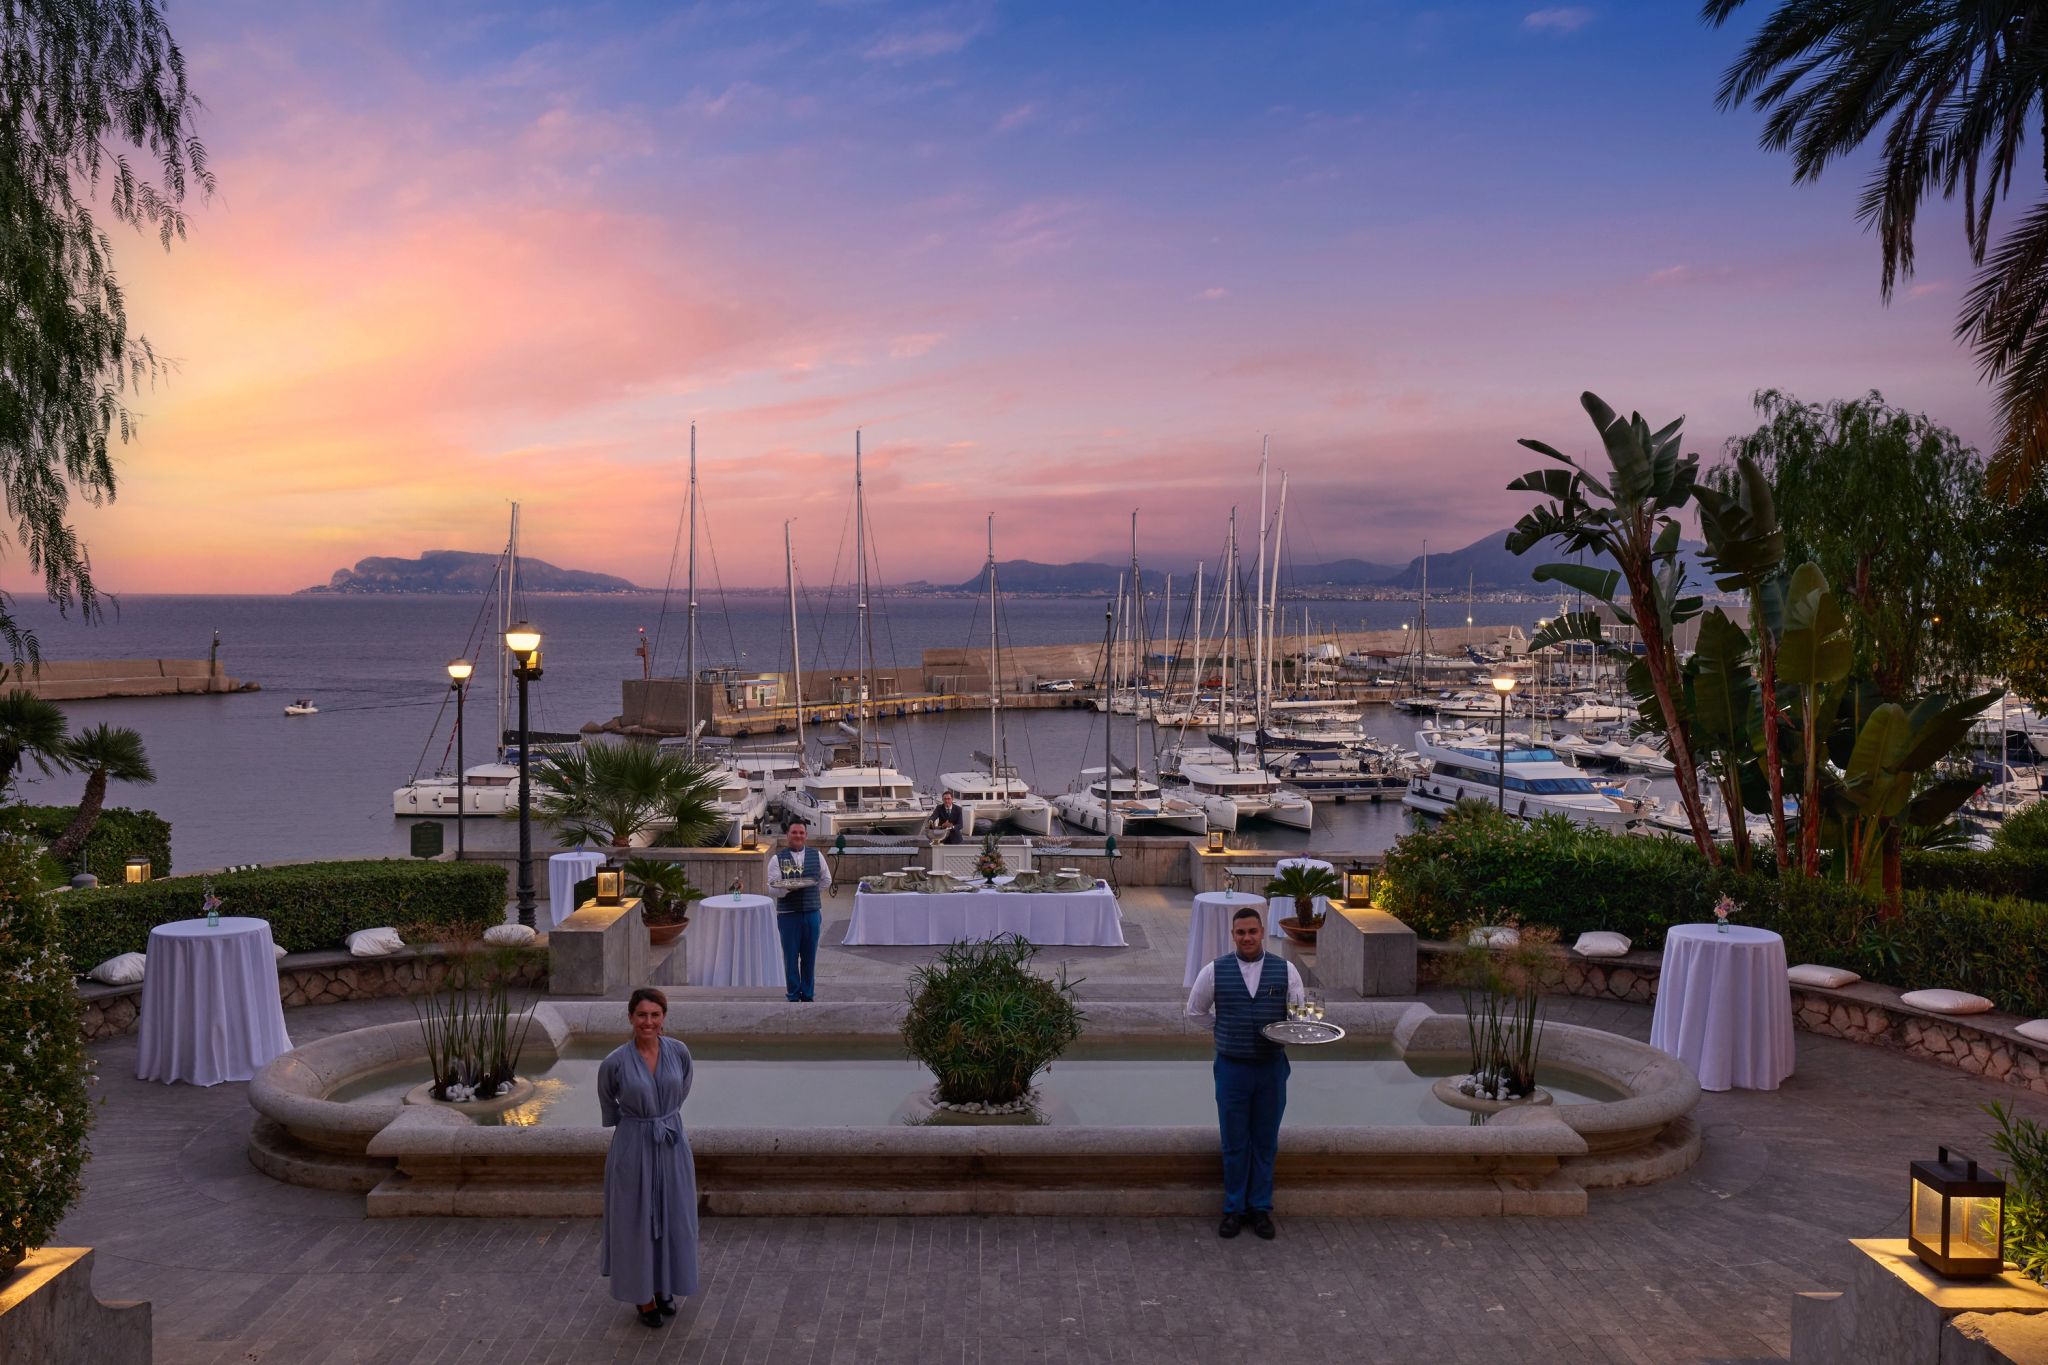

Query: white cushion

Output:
[483, 923, 536, 947]
[273, 943, 289, 961]
[1787, 963, 1860, 989]
[1467, 926, 1519, 947]
[2015, 1019, 2048, 1046]
[87, 952, 146, 985]
[345, 926, 403, 957]
[1573, 931, 1631, 958]
[1901, 988, 1994, 1016]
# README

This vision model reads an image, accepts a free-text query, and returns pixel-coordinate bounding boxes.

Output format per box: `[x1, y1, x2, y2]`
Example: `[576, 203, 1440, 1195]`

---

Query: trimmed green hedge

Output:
[59, 859, 508, 975]
[19, 804, 172, 885]
[1380, 805, 2048, 1017]
[1904, 848, 2048, 902]
[2, 827, 90, 1265]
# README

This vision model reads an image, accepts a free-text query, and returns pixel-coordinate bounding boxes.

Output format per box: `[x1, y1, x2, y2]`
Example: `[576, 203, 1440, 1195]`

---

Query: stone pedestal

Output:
[0, 1248, 151, 1365]
[1791, 1239, 2048, 1363]
[1318, 902, 1417, 997]
[548, 898, 647, 997]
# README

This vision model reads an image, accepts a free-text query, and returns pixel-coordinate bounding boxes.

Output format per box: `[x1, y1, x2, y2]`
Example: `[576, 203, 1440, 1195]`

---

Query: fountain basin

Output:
[248, 1001, 1702, 1217]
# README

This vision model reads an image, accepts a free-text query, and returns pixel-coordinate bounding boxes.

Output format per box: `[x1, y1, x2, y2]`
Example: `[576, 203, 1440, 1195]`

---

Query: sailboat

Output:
[938, 517, 1053, 836]
[774, 433, 934, 839]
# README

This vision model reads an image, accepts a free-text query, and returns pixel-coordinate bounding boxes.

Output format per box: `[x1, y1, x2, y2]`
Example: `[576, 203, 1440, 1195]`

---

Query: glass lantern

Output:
[739, 822, 759, 851]
[1345, 860, 1373, 906]
[594, 867, 625, 907]
[1908, 1147, 2006, 1278]
[124, 856, 151, 885]
[1206, 830, 1226, 854]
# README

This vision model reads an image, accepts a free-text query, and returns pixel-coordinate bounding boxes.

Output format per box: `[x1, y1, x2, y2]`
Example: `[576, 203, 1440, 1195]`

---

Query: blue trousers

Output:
[1214, 1052, 1289, 1214]
[776, 910, 820, 1002]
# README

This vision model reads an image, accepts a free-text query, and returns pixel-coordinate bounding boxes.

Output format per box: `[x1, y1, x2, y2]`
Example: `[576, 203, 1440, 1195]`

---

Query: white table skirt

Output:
[136, 917, 293, 1087]
[1185, 891, 1276, 987]
[548, 851, 606, 928]
[843, 885, 1126, 947]
[1268, 855, 1334, 931]
[688, 894, 786, 989]
[1649, 923, 1796, 1092]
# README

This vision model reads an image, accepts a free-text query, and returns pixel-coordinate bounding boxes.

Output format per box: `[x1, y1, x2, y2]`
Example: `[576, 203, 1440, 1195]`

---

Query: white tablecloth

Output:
[1268, 855, 1334, 932]
[1185, 891, 1277, 987]
[135, 917, 293, 1087]
[548, 850, 606, 928]
[1649, 923, 1796, 1092]
[843, 884, 1126, 947]
[688, 894, 786, 989]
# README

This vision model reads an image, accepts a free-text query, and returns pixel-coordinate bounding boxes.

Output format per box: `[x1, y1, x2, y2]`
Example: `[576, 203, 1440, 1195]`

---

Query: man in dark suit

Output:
[926, 790, 966, 844]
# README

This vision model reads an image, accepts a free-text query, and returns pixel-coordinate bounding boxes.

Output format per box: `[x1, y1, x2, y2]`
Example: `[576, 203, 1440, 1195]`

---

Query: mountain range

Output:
[299, 550, 641, 595]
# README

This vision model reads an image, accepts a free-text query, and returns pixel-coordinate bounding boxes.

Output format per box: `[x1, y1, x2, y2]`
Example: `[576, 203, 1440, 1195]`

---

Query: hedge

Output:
[1903, 848, 2048, 903]
[1379, 805, 2048, 1017]
[19, 804, 172, 886]
[59, 859, 508, 975]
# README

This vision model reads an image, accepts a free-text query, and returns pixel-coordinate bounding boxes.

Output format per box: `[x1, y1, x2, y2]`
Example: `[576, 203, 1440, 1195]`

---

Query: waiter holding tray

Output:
[1185, 904, 1303, 1240]
[768, 821, 831, 1003]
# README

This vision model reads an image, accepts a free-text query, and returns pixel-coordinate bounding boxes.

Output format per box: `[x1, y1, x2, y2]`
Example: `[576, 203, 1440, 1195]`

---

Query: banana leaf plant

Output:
[1776, 563, 1855, 875]
[1826, 686, 1999, 907]
[1682, 608, 1761, 873]
[1508, 392, 1716, 860]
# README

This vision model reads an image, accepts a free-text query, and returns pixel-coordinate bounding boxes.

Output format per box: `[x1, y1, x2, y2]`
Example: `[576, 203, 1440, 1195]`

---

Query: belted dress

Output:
[598, 1036, 700, 1305]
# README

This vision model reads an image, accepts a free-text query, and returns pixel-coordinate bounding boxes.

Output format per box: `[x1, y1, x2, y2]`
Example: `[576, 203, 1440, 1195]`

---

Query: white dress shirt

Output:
[1185, 952, 1305, 1021]
[767, 847, 832, 897]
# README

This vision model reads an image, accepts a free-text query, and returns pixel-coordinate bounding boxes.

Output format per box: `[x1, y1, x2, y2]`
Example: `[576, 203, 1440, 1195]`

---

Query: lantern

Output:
[833, 832, 847, 856]
[124, 856, 151, 885]
[594, 867, 625, 907]
[1908, 1147, 2006, 1278]
[1206, 830, 1226, 854]
[1104, 834, 1119, 859]
[1345, 860, 1373, 906]
[739, 822, 759, 851]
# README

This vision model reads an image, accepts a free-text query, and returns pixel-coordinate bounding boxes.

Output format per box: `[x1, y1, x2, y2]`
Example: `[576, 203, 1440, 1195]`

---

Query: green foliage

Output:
[1988, 1101, 2048, 1285]
[0, 821, 91, 1264]
[0, 690, 72, 789]
[1443, 922, 1558, 1101]
[17, 802, 169, 884]
[57, 860, 506, 974]
[1905, 847, 2048, 904]
[901, 934, 1083, 1107]
[47, 722, 154, 862]
[1380, 813, 2048, 1014]
[1997, 802, 2048, 857]
[622, 857, 704, 927]
[1983, 481, 2048, 704]
[410, 943, 540, 1102]
[533, 743, 725, 849]
[1263, 863, 1342, 926]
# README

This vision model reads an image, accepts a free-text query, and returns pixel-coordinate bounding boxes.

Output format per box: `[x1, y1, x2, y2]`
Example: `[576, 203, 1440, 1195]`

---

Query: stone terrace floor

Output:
[59, 885, 2048, 1364]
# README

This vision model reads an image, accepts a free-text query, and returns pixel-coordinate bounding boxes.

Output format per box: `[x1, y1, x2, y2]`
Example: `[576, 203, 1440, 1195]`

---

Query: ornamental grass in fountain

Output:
[406, 930, 542, 1103]
[1443, 921, 1560, 1106]
[901, 934, 1082, 1113]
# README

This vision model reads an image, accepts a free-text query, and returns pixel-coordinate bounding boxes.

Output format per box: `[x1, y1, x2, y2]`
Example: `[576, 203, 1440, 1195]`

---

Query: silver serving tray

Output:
[1260, 1020, 1345, 1046]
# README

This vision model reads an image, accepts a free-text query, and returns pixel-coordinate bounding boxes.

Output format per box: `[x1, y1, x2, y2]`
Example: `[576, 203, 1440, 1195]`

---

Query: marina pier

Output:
[1, 656, 258, 701]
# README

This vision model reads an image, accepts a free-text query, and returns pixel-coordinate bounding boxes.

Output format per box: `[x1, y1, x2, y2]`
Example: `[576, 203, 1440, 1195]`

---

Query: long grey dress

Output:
[598, 1036, 700, 1305]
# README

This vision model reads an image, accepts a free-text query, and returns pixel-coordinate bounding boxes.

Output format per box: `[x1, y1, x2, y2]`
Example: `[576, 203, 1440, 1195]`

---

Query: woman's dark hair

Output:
[627, 986, 669, 1016]
[1231, 905, 1265, 926]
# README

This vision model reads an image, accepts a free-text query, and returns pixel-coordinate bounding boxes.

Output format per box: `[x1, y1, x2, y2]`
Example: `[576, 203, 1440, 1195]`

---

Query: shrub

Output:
[901, 934, 1082, 1107]
[1379, 810, 2048, 1016]
[0, 827, 91, 1269]
[18, 803, 171, 885]
[1989, 1100, 2048, 1285]
[57, 859, 507, 974]
[1903, 847, 2048, 902]
[1995, 801, 2048, 856]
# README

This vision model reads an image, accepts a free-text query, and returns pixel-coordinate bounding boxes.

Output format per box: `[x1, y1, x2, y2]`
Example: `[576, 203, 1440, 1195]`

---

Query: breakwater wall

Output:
[2, 658, 257, 701]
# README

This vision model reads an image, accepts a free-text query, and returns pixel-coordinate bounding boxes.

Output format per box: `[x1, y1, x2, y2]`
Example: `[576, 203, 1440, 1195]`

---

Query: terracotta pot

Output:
[647, 919, 687, 946]
[1279, 916, 1320, 945]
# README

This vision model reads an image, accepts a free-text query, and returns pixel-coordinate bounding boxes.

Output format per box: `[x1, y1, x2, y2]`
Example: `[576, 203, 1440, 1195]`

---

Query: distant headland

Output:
[298, 550, 641, 595]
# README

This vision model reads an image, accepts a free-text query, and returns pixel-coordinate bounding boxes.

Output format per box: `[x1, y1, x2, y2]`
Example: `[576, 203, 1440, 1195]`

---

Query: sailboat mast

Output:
[986, 515, 1000, 784]
[1190, 561, 1204, 717]
[1221, 512, 1237, 744]
[785, 520, 805, 754]
[498, 502, 520, 756]
[1253, 442, 1269, 726]
[685, 424, 699, 758]
[854, 431, 870, 768]
[1418, 540, 1430, 687]
[1127, 510, 1141, 698]
[1268, 470, 1288, 712]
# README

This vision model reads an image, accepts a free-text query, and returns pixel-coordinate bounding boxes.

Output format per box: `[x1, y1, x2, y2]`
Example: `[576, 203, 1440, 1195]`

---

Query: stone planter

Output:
[646, 919, 687, 947]
[1431, 1074, 1555, 1115]
[1280, 915, 1321, 946]
[402, 1077, 539, 1118]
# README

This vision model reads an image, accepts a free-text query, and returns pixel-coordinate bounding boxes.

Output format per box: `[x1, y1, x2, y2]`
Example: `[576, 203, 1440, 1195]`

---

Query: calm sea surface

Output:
[7, 593, 1566, 871]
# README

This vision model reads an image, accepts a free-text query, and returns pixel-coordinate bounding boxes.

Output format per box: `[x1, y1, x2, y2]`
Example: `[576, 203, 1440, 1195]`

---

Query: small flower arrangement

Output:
[974, 831, 1007, 884]
[1712, 895, 1738, 933]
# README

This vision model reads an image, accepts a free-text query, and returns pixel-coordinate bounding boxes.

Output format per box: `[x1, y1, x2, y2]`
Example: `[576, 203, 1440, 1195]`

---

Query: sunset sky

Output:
[52, 0, 1989, 593]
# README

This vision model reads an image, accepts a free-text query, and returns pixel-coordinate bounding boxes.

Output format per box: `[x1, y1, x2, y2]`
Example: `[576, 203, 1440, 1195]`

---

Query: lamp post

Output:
[1491, 673, 1518, 811]
[505, 622, 543, 927]
[447, 659, 473, 863]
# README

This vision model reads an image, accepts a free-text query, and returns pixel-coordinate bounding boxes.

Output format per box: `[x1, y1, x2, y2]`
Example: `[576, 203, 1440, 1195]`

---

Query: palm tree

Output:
[531, 743, 725, 851]
[0, 689, 71, 791]
[1704, 2, 2048, 500]
[47, 724, 155, 863]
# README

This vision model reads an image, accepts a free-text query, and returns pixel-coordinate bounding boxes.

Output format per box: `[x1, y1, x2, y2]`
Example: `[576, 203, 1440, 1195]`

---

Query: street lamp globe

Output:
[1491, 674, 1518, 694]
[446, 658, 473, 683]
[505, 622, 542, 657]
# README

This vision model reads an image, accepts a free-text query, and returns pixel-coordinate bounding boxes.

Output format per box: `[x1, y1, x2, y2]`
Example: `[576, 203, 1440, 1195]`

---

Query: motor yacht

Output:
[1052, 769, 1209, 837]
[1403, 730, 1653, 832]
[938, 762, 1055, 837]
[1263, 747, 1414, 802]
[1160, 746, 1314, 831]
[392, 763, 521, 817]
[776, 761, 932, 839]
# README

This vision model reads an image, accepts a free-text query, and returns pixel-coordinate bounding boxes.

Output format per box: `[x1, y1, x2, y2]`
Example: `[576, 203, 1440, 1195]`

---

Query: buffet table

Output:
[136, 917, 293, 1086]
[843, 882, 1127, 947]
[686, 893, 785, 989]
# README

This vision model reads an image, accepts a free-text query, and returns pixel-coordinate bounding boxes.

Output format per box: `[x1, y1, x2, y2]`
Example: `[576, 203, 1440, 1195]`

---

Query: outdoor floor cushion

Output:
[1573, 931, 1631, 958]
[2016, 1020, 2048, 1046]
[1787, 964, 1860, 989]
[483, 923, 537, 946]
[88, 952, 147, 985]
[346, 926, 403, 957]
[1900, 988, 1994, 1015]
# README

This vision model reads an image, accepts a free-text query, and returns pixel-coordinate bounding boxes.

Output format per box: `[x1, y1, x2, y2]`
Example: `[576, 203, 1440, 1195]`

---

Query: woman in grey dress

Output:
[599, 987, 700, 1328]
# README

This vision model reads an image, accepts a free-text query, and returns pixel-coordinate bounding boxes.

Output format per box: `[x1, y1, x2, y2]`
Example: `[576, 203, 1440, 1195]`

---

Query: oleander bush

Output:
[1380, 804, 2048, 1016]
[57, 859, 507, 975]
[0, 825, 91, 1269]
[902, 934, 1082, 1107]
[18, 803, 171, 886]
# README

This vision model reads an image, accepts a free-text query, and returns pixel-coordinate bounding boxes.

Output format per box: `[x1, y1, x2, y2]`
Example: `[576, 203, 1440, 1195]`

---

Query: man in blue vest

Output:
[768, 820, 831, 1002]
[1185, 904, 1303, 1239]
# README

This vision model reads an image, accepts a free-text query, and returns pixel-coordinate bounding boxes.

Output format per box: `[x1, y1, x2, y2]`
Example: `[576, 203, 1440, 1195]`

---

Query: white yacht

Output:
[1161, 746, 1313, 831]
[1964, 765, 2043, 831]
[939, 763, 1054, 837]
[1053, 770, 1209, 837]
[656, 740, 770, 843]
[1403, 730, 1652, 832]
[777, 761, 931, 838]
[392, 762, 521, 817]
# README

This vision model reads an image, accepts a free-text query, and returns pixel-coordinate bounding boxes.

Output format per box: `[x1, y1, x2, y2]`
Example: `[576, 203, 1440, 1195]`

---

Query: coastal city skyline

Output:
[30, 0, 1995, 595]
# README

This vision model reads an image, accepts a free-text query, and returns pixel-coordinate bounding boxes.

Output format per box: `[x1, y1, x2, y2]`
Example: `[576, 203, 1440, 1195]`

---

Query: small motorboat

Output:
[284, 698, 319, 716]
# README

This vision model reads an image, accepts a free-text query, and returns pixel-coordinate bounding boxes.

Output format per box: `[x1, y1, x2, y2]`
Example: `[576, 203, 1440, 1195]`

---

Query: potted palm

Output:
[625, 857, 705, 946]
[1264, 863, 1343, 945]
[532, 743, 726, 854]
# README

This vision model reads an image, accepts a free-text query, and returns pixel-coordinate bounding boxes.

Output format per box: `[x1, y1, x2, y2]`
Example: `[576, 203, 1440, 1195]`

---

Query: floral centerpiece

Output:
[973, 831, 1007, 885]
[1712, 894, 1738, 934]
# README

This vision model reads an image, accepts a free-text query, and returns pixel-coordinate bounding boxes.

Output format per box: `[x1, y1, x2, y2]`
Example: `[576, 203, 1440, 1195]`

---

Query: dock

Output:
[1, 657, 258, 701]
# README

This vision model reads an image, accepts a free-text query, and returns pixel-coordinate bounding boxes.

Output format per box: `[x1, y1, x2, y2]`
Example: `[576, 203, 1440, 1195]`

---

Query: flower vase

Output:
[1715, 919, 1728, 934]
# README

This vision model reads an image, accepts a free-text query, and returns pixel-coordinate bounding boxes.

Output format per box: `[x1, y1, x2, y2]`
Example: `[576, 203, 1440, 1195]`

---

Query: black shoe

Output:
[1248, 1210, 1276, 1240]
[637, 1307, 665, 1329]
[1217, 1213, 1244, 1239]
[656, 1296, 678, 1317]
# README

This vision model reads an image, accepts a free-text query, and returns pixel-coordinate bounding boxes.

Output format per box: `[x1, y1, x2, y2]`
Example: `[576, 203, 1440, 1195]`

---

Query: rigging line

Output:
[650, 471, 690, 670]
[404, 585, 503, 782]
[692, 485, 745, 674]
